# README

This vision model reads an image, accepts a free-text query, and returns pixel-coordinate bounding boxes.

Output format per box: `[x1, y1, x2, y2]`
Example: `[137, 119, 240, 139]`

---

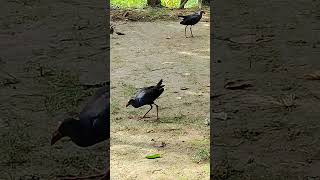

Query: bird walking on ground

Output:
[126, 79, 165, 120]
[51, 86, 110, 180]
[178, 10, 205, 38]
[110, 24, 125, 36]
[110, 24, 114, 35]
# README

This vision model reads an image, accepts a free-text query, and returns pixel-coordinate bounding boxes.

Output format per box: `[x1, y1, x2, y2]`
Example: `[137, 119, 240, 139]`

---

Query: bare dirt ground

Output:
[212, 0, 320, 179]
[0, 0, 108, 179]
[0, 0, 209, 178]
[110, 20, 210, 179]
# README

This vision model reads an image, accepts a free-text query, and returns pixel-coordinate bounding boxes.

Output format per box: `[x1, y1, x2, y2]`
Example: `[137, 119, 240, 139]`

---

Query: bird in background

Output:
[178, 10, 205, 38]
[126, 79, 165, 120]
[51, 86, 110, 180]
[110, 24, 114, 35]
[110, 24, 125, 36]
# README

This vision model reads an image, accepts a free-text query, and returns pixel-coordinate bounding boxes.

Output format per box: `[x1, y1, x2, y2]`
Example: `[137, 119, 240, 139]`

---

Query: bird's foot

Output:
[141, 116, 151, 120]
[57, 173, 106, 180]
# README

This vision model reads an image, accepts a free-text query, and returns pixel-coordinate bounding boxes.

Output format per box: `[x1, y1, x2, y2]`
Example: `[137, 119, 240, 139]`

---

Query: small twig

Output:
[39, 66, 44, 77]
[212, 35, 236, 43]
[215, 140, 244, 147]
[152, 169, 162, 173]
[210, 94, 223, 99]
[86, 164, 103, 173]
[0, 69, 18, 80]
[83, 35, 106, 41]
[59, 38, 74, 42]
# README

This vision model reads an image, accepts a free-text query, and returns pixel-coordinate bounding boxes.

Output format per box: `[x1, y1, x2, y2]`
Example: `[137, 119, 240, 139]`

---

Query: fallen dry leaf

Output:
[304, 71, 320, 80]
[230, 34, 256, 44]
[212, 112, 228, 121]
[224, 80, 252, 90]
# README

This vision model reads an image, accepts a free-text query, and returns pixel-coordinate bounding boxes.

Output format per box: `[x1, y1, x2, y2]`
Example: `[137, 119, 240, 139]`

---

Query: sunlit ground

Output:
[111, 0, 198, 8]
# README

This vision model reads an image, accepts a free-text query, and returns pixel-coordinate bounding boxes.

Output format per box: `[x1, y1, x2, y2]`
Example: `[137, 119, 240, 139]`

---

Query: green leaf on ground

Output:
[145, 154, 161, 159]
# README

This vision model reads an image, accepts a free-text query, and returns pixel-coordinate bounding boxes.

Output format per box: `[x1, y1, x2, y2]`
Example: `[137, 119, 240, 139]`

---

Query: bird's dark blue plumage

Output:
[178, 11, 205, 37]
[126, 79, 164, 119]
[51, 86, 109, 147]
[179, 11, 204, 25]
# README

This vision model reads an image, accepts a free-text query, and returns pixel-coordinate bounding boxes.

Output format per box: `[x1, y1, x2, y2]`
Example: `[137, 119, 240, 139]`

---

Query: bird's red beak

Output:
[126, 102, 130, 107]
[51, 130, 63, 145]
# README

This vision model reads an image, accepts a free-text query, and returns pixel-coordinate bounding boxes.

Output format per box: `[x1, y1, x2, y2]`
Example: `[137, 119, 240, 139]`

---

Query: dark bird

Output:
[116, 32, 125, 35]
[51, 86, 110, 180]
[178, 10, 205, 37]
[110, 25, 114, 35]
[126, 79, 165, 120]
[110, 24, 125, 36]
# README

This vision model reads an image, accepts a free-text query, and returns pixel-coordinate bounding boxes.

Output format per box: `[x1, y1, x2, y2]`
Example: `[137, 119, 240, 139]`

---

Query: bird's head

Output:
[51, 118, 78, 145]
[199, 10, 205, 15]
[126, 99, 134, 107]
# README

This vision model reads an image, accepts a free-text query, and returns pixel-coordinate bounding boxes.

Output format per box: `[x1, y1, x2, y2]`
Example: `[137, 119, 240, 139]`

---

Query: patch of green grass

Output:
[111, 0, 147, 8]
[111, 100, 121, 115]
[111, 0, 198, 8]
[193, 147, 210, 163]
[190, 139, 210, 163]
[161, 0, 198, 8]
[3, 125, 33, 168]
[128, 109, 140, 115]
[160, 113, 187, 123]
[41, 70, 93, 115]
[177, 176, 189, 180]
[159, 113, 206, 125]
[190, 138, 209, 147]
[144, 64, 153, 72]
[203, 163, 210, 174]
[121, 82, 137, 98]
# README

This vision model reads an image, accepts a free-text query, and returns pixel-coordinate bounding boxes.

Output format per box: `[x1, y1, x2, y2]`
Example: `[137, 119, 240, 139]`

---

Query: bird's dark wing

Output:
[178, 15, 188, 19]
[137, 86, 164, 105]
[79, 86, 109, 128]
[184, 14, 199, 21]
[133, 86, 154, 98]
[180, 12, 202, 25]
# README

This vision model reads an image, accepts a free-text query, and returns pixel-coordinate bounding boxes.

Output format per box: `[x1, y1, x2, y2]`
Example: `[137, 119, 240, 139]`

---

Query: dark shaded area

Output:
[147, 0, 162, 7]
[212, 0, 320, 179]
[0, 0, 109, 179]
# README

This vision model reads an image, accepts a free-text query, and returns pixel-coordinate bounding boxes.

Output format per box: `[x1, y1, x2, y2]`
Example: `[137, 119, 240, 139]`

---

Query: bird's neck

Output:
[67, 121, 105, 147]
[131, 100, 141, 108]
[66, 122, 89, 146]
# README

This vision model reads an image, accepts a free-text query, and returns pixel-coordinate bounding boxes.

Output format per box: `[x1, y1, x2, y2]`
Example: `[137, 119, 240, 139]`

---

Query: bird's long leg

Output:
[143, 104, 153, 118]
[154, 103, 159, 120]
[184, 25, 188, 37]
[190, 26, 193, 37]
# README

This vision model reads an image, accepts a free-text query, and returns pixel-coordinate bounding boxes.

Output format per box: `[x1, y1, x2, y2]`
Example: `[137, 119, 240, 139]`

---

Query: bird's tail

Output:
[156, 79, 165, 88]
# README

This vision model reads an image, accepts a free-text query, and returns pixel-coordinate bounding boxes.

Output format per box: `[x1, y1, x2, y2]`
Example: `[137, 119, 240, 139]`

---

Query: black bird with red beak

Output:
[126, 79, 165, 120]
[51, 86, 110, 179]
